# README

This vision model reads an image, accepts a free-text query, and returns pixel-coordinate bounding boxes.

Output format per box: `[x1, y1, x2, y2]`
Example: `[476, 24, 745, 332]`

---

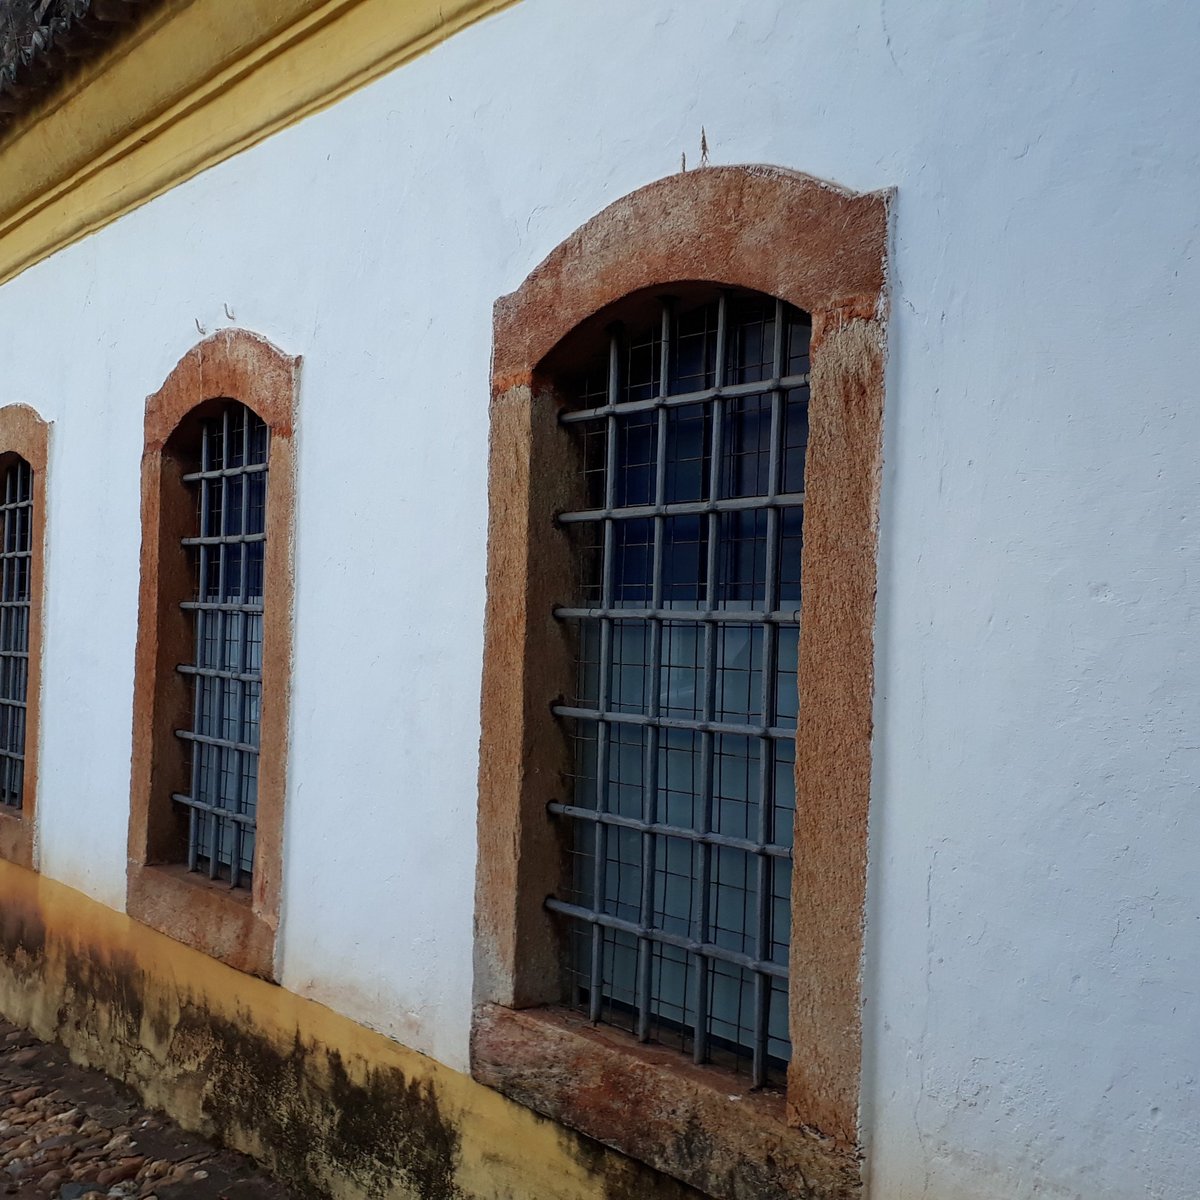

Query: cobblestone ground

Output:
[0, 1018, 296, 1200]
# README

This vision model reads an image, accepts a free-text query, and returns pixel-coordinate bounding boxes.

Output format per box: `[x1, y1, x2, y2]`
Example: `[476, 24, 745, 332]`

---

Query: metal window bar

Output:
[633, 301, 671, 1042]
[549, 290, 810, 1087]
[554, 606, 801, 624]
[552, 704, 796, 741]
[173, 402, 268, 888]
[559, 372, 809, 424]
[546, 802, 792, 859]
[557, 492, 804, 524]
[693, 296, 727, 1072]
[586, 332, 621, 1024]
[753, 301, 786, 1077]
[0, 459, 31, 810]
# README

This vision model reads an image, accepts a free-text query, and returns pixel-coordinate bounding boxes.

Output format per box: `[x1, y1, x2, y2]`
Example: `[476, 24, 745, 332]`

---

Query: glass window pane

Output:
[556, 291, 805, 1084]
[175, 403, 268, 887]
[0, 459, 33, 811]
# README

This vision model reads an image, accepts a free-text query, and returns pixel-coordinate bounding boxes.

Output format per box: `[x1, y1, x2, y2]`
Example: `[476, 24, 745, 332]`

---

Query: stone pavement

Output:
[0, 1018, 295, 1200]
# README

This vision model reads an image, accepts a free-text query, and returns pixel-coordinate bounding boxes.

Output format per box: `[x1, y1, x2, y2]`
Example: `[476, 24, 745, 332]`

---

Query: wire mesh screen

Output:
[548, 289, 810, 1088]
[0, 459, 32, 810]
[174, 402, 268, 888]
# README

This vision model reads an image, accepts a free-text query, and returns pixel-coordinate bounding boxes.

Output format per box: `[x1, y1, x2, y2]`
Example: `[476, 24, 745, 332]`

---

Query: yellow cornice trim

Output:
[0, 0, 517, 287]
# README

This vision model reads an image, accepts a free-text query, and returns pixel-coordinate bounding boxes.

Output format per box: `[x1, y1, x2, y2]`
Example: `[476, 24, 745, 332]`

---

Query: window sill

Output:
[0, 808, 34, 871]
[470, 1004, 860, 1200]
[126, 863, 276, 981]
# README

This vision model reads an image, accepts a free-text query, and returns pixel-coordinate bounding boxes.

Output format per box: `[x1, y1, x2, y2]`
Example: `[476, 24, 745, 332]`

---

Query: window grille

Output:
[548, 289, 810, 1088]
[0, 459, 32, 810]
[175, 402, 268, 887]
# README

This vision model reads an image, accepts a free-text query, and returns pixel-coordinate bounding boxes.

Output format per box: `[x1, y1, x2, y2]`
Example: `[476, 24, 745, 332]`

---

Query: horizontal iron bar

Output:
[553, 704, 796, 741]
[548, 801, 792, 859]
[0, 650, 28, 660]
[171, 793, 257, 825]
[0, 600, 31, 608]
[559, 373, 810, 424]
[181, 533, 266, 546]
[181, 463, 267, 482]
[558, 491, 804, 524]
[555, 605, 800, 625]
[181, 600, 264, 614]
[177, 664, 261, 684]
[544, 897, 787, 980]
[0, 751, 24, 762]
[175, 729, 260, 755]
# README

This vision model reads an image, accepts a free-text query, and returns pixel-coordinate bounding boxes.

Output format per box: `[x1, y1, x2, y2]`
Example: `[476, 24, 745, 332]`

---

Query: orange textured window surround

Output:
[0, 405, 49, 873]
[472, 166, 890, 1199]
[126, 330, 299, 981]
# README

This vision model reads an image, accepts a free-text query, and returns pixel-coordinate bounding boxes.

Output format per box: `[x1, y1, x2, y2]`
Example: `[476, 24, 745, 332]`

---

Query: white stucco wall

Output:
[0, 1, 1195, 1196]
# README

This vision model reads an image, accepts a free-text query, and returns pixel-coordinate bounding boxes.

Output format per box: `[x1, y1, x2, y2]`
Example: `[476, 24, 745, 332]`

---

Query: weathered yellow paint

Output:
[0, 857, 644, 1200]
[0, 0, 518, 289]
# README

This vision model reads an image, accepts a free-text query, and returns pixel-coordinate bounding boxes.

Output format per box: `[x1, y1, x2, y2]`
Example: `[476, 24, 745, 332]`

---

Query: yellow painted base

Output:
[0, 858, 684, 1200]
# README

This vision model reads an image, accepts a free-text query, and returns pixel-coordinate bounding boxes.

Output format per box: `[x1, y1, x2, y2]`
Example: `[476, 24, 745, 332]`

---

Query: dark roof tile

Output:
[0, 0, 157, 129]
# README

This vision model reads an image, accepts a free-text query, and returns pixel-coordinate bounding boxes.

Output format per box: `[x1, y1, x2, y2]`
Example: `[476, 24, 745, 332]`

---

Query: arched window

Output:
[175, 401, 269, 887]
[473, 166, 889, 1193]
[546, 286, 810, 1086]
[0, 405, 49, 873]
[0, 457, 34, 812]
[127, 331, 298, 980]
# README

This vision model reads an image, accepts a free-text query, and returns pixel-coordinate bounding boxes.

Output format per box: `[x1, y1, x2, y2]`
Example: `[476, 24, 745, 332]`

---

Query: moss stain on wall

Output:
[0, 859, 694, 1200]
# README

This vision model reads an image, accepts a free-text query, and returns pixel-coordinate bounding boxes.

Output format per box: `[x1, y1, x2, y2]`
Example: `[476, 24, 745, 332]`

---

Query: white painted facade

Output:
[0, 1, 1196, 1196]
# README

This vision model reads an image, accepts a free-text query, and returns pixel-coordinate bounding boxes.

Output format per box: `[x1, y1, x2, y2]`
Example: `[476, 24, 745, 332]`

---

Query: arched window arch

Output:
[0, 406, 49, 873]
[473, 166, 889, 1195]
[127, 331, 298, 981]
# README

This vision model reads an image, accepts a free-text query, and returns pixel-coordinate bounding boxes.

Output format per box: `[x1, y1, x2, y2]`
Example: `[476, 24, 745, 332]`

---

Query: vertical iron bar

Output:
[6, 475, 13, 790]
[751, 300, 786, 1085]
[10, 470, 17, 802]
[8, 480, 14, 806]
[1, 471, 7, 805]
[1, 472, 8, 805]
[3, 492, 8, 801]
[636, 301, 672, 1041]
[186, 458, 209, 874]
[230, 412, 252, 890]
[9, 466, 16, 803]
[693, 292, 728, 1064]
[208, 408, 231, 880]
[1, 478, 9, 683]
[186, 807, 199, 874]
[588, 329, 622, 1024]
[20, 467, 29, 803]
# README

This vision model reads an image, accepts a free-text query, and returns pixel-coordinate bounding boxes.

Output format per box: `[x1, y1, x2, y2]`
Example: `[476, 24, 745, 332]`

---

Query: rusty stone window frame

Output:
[127, 330, 299, 982]
[472, 166, 890, 1199]
[0, 405, 49, 874]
